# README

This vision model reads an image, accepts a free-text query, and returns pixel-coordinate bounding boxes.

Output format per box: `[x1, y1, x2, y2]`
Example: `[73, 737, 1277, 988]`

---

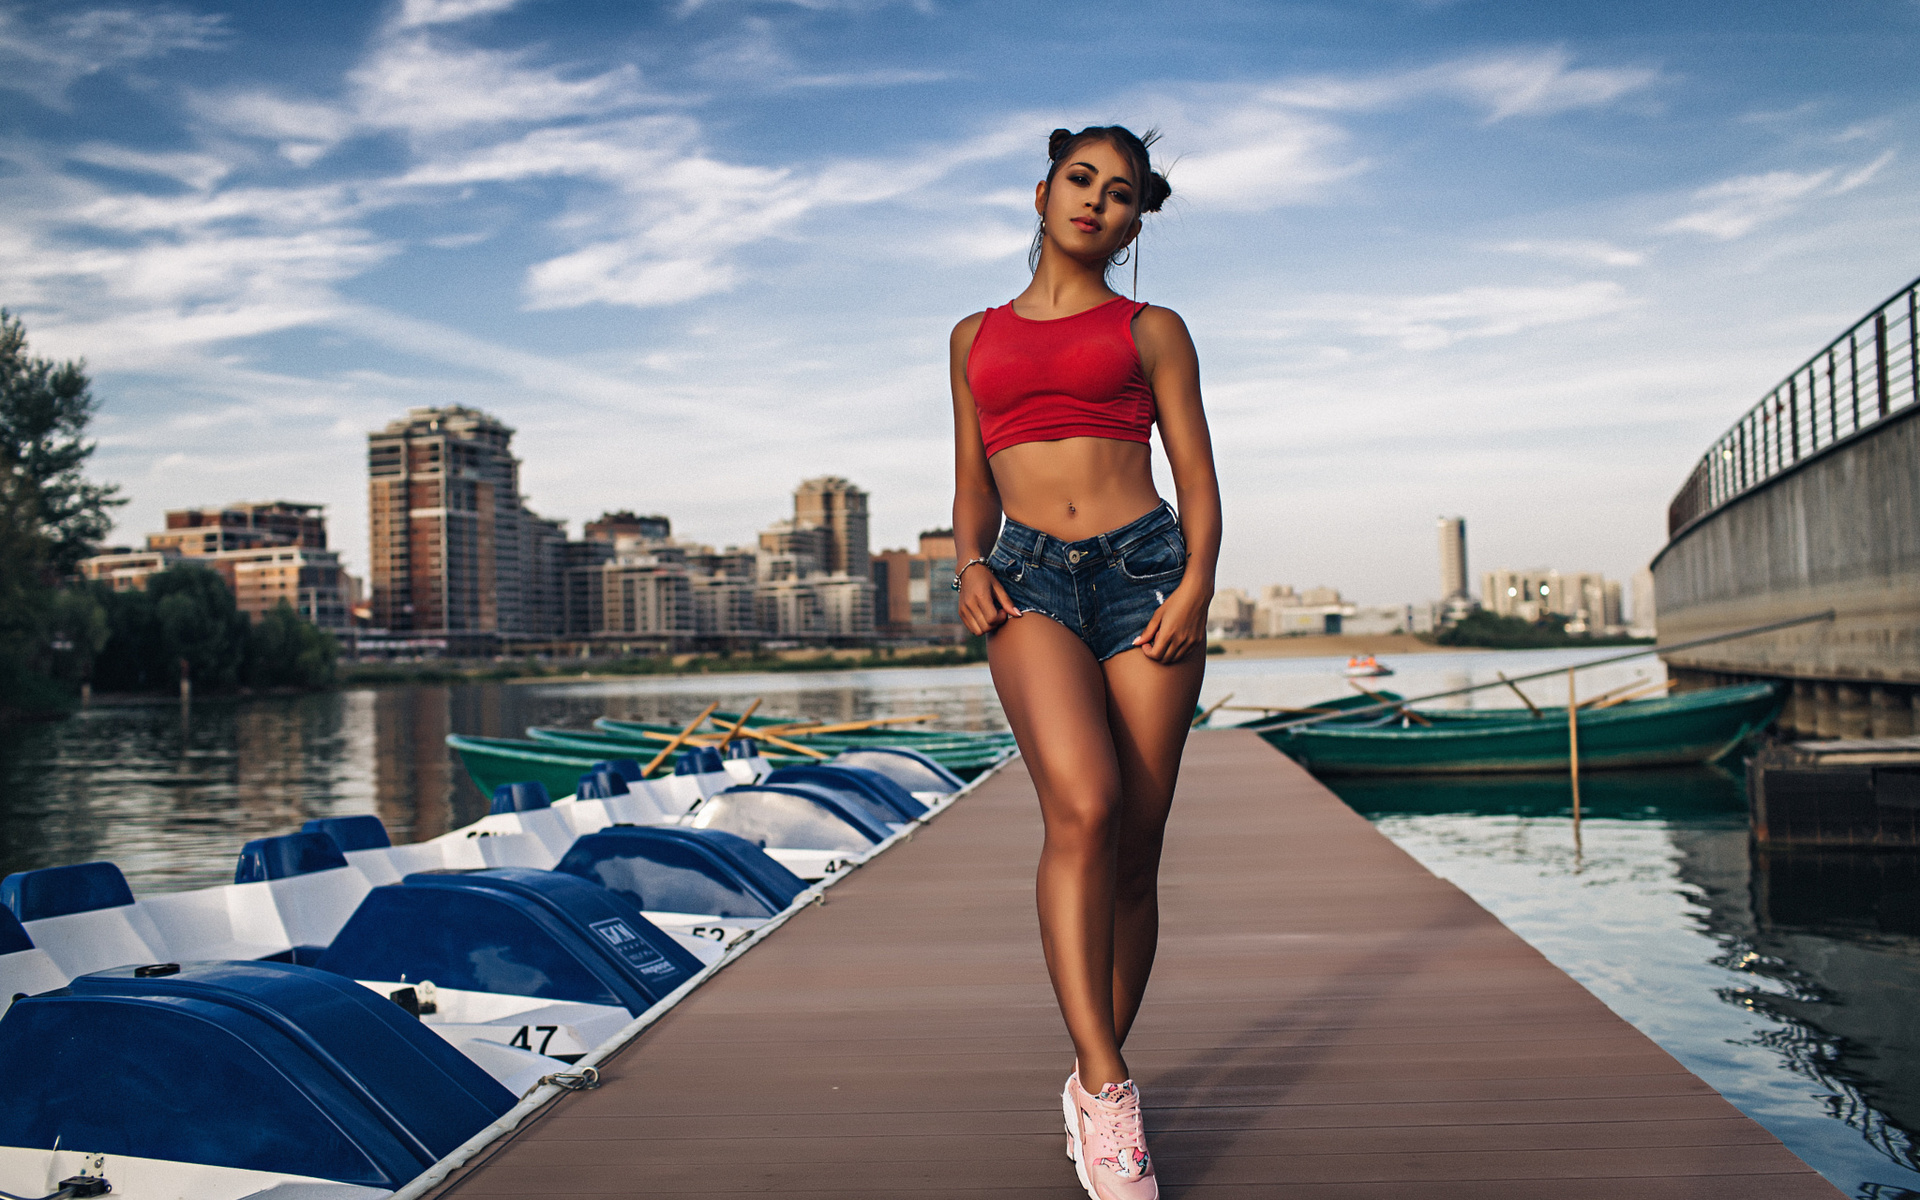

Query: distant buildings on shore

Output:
[1207, 586, 1425, 640]
[1438, 516, 1469, 602]
[1481, 567, 1624, 634]
[78, 409, 1653, 654]
[75, 404, 962, 658]
[78, 501, 353, 631]
[358, 405, 957, 656]
[1206, 514, 1643, 641]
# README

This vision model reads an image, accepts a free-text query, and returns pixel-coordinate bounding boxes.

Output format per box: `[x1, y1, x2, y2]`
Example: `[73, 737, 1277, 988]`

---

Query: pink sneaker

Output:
[1062, 1072, 1159, 1200]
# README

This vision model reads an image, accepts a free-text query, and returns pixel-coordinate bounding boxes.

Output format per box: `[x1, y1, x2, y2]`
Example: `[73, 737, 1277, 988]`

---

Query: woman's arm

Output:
[1131, 305, 1221, 663]
[950, 313, 1021, 636]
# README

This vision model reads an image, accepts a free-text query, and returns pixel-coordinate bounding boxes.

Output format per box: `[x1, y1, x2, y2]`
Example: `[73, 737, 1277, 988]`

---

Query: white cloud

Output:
[1662, 151, 1894, 240]
[1136, 50, 1654, 214]
[67, 143, 234, 191]
[191, 90, 355, 146]
[1439, 50, 1657, 121]
[1155, 103, 1365, 211]
[350, 33, 646, 136]
[1263, 47, 1658, 123]
[1494, 239, 1646, 267]
[925, 222, 1033, 263]
[393, 0, 525, 29]
[0, 4, 225, 105]
[692, 17, 949, 90]
[1278, 280, 1638, 351]
[676, 0, 935, 13]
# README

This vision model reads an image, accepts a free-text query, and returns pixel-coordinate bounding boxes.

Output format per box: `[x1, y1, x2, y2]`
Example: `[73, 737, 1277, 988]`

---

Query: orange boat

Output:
[1344, 654, 1394, 678]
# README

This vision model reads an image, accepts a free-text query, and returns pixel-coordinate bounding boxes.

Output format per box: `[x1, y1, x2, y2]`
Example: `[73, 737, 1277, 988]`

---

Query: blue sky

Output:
[2, 0, 1915, 609]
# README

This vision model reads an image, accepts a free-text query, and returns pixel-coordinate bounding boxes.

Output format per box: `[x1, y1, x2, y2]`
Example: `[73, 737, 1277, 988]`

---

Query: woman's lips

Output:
[1071, 217, 1099, 233]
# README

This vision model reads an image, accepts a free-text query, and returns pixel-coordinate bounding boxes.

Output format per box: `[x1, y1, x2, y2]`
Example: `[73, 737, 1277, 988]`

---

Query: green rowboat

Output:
[447, 734, 626, 801]
[1254, 682, 1782, 775]
[450, 726, 1013, 800]
[523, 725, 1010, 773]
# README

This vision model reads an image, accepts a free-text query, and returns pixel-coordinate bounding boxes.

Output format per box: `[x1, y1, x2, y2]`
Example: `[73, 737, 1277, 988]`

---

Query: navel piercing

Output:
[1067, 501, 1077, 516]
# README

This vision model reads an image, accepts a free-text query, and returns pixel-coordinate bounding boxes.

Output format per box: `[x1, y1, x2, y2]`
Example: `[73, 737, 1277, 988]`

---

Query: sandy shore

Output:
[1210, 633, 1467, 659]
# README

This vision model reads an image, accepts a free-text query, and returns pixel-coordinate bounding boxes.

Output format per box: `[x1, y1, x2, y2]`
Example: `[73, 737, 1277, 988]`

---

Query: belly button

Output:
[1067, 501, 1077, 516]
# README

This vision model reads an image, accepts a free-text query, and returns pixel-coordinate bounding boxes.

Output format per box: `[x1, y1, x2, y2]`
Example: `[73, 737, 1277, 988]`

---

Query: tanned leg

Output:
[988, 613, 1131, 1090]
[1100, 645, 1206, 1049]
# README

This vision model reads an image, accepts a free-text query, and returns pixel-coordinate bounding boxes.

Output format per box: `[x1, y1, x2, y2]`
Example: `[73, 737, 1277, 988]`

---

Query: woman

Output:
[949, 125, 1220, 1200]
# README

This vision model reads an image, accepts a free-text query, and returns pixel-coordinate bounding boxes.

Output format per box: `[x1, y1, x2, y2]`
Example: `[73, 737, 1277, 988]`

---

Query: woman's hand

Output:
[959, 564, 1022, 636]
[1133, 581, 1211, 663]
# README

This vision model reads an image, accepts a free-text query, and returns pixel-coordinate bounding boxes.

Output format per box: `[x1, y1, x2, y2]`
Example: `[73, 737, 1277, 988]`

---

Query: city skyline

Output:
[3, 2, 1915, 604]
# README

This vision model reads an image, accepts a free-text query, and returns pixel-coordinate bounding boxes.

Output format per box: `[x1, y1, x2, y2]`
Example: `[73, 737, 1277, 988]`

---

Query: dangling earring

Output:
[1132, 240, 1140, 299]
[1111, 244, 1132, 267]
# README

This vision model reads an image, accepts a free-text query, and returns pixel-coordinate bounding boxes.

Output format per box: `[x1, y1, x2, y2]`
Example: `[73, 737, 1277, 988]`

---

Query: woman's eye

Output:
[1068, 172, 1091, 185]
[1111, 191, 1133, 205]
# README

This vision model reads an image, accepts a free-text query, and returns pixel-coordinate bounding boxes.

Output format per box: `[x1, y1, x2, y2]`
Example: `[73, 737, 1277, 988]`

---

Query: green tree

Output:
[151, 565, 250, 688]
[93, 565, 250, 691]
[1435, 609, 1572, 649]
[0, 463, 61, 712]
[248, 600, 339, 689]
[45, 585, 110, 685]
[0, 310, 124, 577]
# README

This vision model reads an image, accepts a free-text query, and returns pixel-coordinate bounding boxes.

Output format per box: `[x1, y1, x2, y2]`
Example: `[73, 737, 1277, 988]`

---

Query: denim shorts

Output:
[987, 501, 1188, 661]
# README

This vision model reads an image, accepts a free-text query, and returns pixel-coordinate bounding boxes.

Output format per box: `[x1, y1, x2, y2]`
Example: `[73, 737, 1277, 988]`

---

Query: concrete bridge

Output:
[1652, 274, 1920, 738]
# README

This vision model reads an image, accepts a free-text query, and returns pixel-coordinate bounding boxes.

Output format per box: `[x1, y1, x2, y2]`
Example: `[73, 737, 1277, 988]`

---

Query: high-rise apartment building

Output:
[79, 499, 351, 630]
[367, 406, 560, 641]
[1437, 516, 1468, 600]
[793, 477, 869, 578]
[584, 511, 671, 544]
[871, 529, 962, 641]
[1631, 568, 1656, 636]
[757, 520, 828, 580]
[1206, 588, 1254, 639]
[148, 501, 328, 556]
[1482, 567, 1621, 630]
[222, 546, 351, 630]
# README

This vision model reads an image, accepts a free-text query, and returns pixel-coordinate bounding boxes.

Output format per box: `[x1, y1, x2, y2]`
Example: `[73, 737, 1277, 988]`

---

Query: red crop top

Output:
[965, 296, 1155, 459]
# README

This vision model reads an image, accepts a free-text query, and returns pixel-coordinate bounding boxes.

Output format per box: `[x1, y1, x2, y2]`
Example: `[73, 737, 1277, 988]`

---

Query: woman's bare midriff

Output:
[989, 436, 1162, 540]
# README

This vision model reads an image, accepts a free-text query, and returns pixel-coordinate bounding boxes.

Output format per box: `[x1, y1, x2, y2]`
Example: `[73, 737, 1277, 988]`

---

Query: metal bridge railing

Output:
[1668, 274, 1920, 538]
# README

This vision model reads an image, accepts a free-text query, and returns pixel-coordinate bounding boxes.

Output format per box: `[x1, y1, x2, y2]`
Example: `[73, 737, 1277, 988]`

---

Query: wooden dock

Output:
[426, 730, 1841, 1198]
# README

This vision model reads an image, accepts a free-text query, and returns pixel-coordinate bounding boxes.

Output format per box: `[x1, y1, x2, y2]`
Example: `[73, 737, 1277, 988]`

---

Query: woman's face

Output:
[1034, 137, 1141, 266]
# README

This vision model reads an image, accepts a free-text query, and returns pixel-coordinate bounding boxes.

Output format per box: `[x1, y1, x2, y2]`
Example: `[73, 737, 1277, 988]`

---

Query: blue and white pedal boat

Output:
[0, 741, 974, 1197]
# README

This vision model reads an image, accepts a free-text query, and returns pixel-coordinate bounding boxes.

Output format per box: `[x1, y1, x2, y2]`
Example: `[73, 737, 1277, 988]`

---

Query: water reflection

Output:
[0, 666, 1008, 894]
[1201, 645, 1666, 716]
[1714, 844, 1920, 1184]
[1330, 769, 1920, 1199]
[0, 692, 375, 892]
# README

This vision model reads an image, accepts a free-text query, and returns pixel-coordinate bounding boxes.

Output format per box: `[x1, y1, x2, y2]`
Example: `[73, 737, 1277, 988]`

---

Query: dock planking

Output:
[427, 730, 1841, 1198]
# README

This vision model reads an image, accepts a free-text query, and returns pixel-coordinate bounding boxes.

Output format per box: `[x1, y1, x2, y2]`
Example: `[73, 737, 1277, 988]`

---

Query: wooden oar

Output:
[1575, 677, 1655, 709]
[1192, 693, 1235, 728]
[715, 698, 763, 751]
[755, 714, 940, 737]
[743, 730, 831, 761]
[1218, 704, 1346, 715]
[1497, 671, 1543, 718]
[1568, 668, 1582, 823]
[1349, 681, 1431, 726]
[642, 701, 721, 778]
[1595, 678, 1678, 709]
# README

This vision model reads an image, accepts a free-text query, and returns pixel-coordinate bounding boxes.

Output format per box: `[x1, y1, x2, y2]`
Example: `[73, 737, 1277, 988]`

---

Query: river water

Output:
[1, 645, 1914, 1196]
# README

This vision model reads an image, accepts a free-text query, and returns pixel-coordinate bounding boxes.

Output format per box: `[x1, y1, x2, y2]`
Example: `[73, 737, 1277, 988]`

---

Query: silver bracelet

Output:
[951, 557, 989, 591]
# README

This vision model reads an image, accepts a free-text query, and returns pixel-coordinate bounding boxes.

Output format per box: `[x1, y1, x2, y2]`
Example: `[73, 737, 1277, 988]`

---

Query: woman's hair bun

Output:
[1142, 170, 1172, 214]
[1047, 128, 1074, 162]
